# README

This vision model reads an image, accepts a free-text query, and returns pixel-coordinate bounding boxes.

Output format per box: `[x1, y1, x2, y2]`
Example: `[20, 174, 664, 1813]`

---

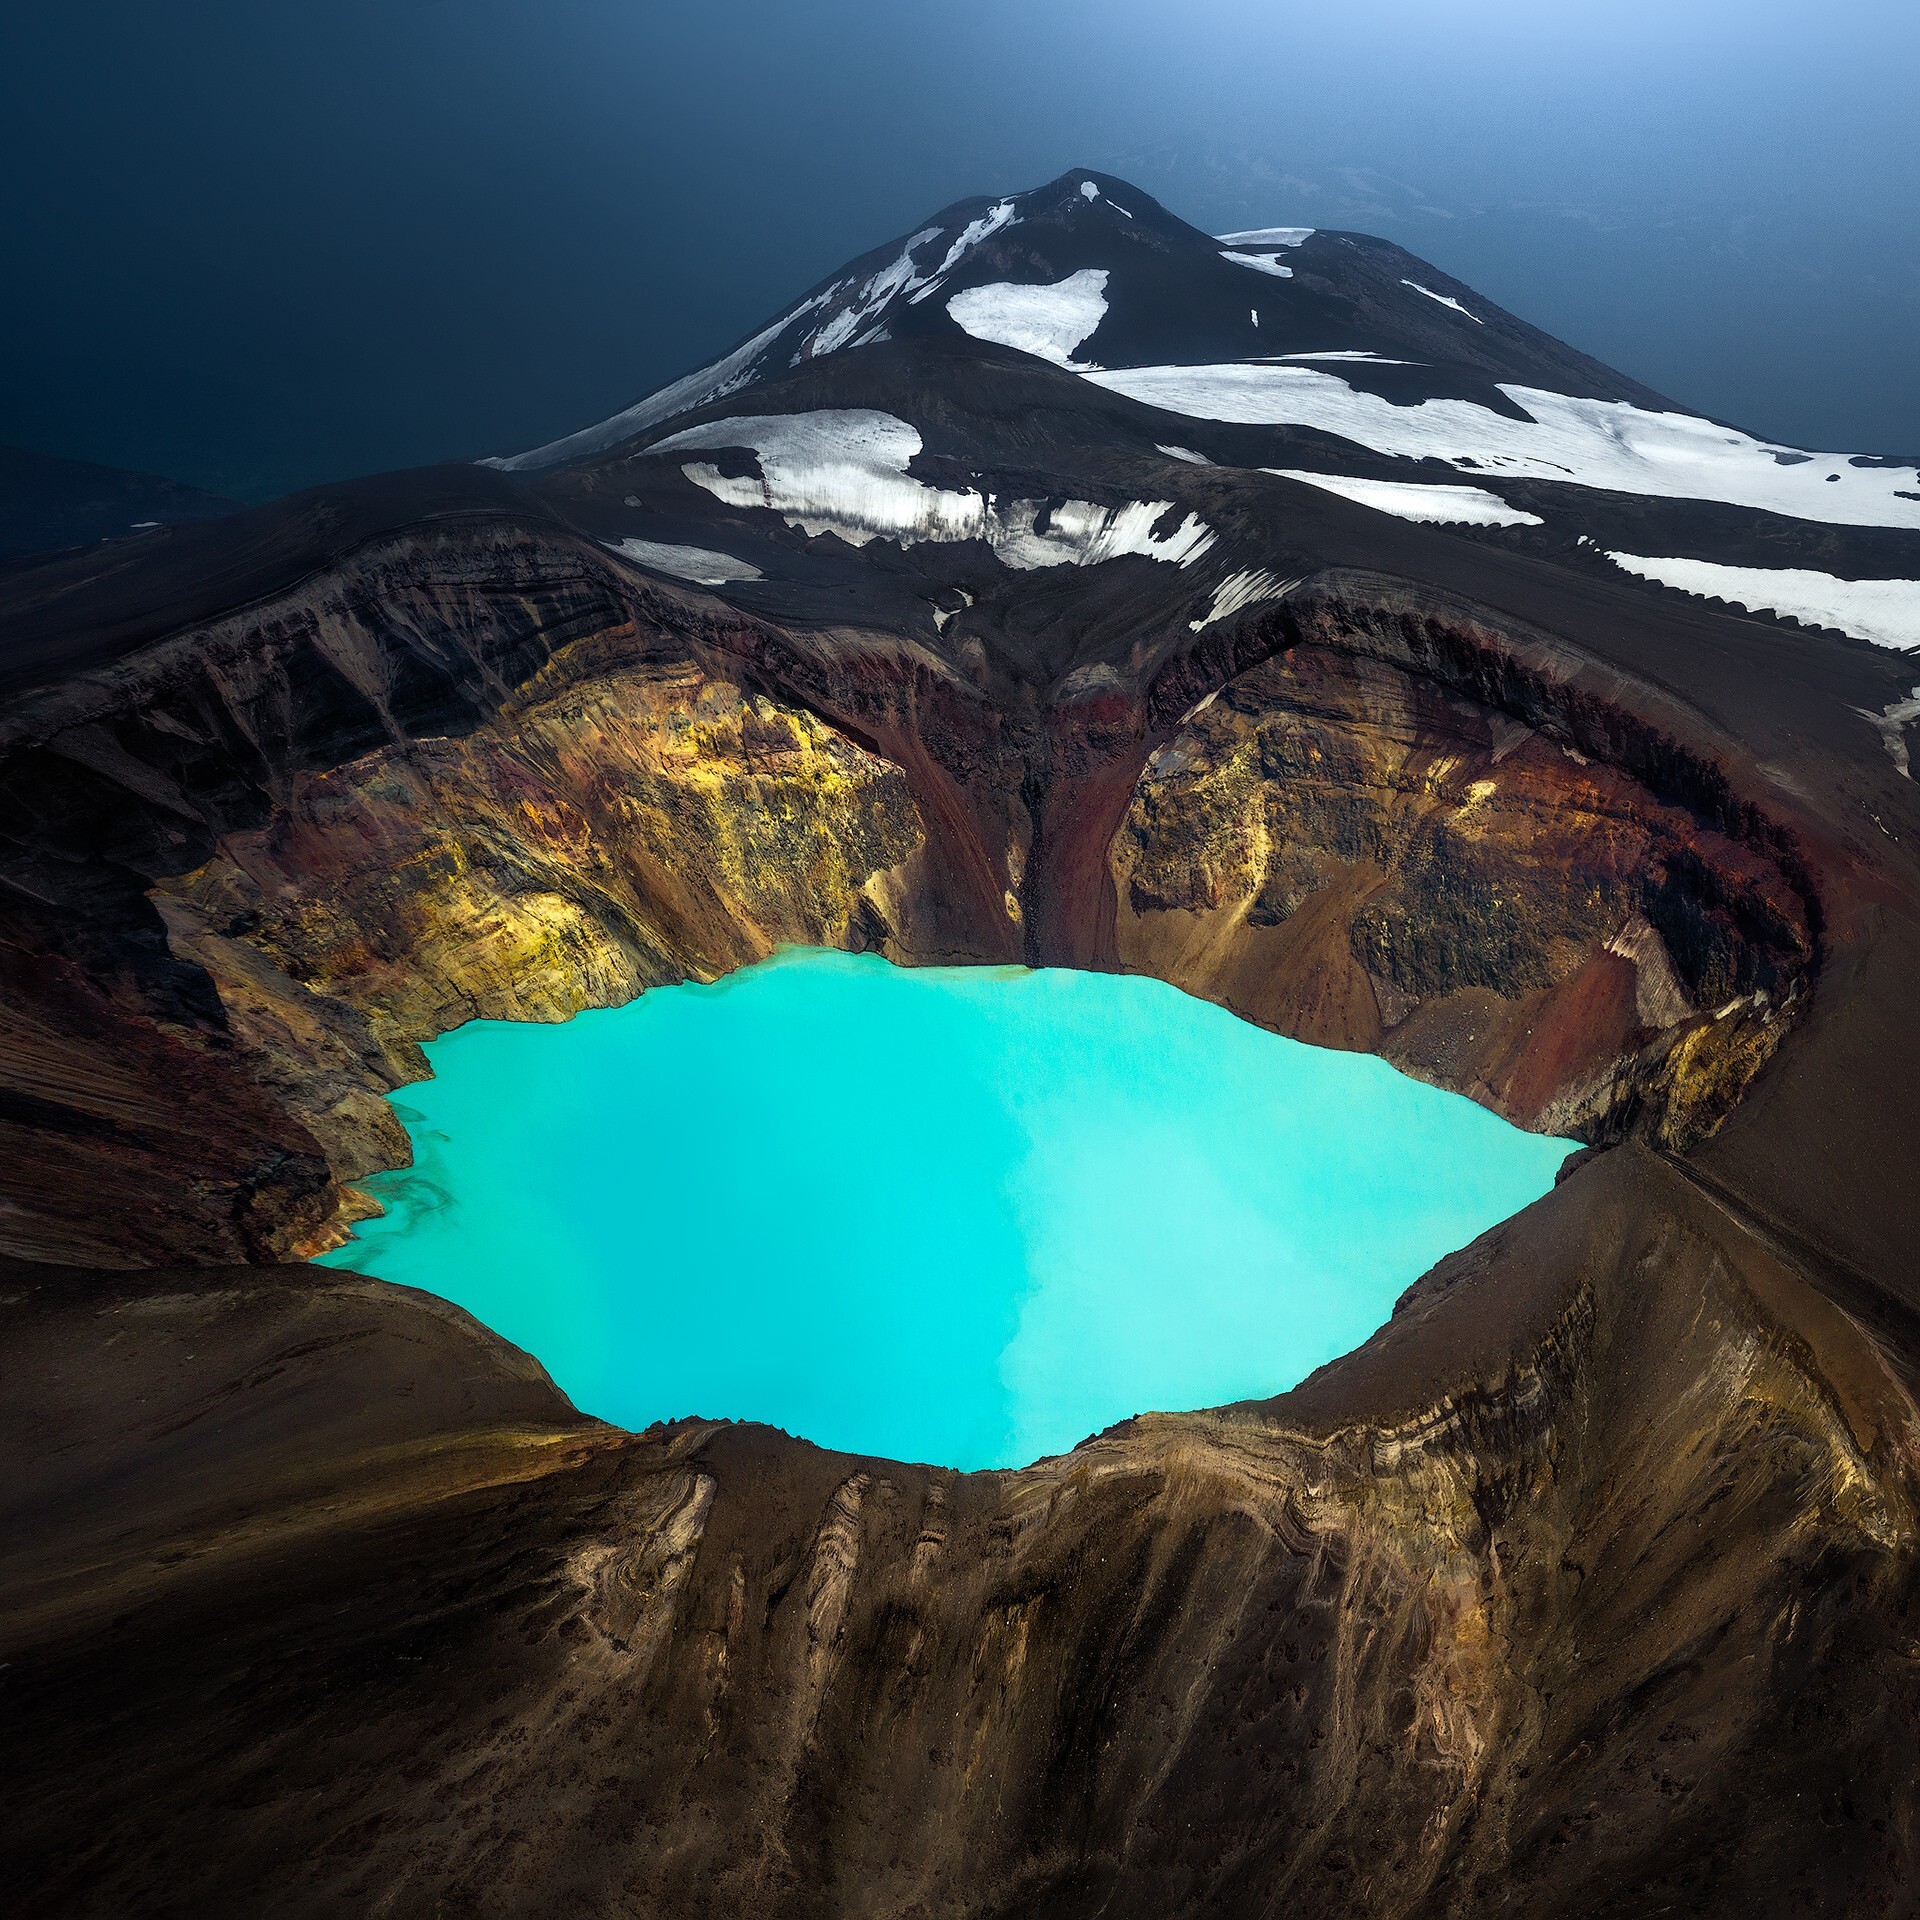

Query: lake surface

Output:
[317, 949, 1571, 1468]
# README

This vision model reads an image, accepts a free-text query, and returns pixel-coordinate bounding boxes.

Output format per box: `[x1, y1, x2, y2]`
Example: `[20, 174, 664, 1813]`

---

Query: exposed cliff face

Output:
[1113, 639, 1810, 1144]
[0, 523, 948, 1264]
[8, 564, 1811, 1265]
[155, 645, 924, 1220]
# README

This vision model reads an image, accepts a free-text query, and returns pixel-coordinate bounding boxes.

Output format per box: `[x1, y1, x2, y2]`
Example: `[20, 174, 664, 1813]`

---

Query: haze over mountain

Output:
[0, 445, 239, 561]
[2, 0, 1914, 500]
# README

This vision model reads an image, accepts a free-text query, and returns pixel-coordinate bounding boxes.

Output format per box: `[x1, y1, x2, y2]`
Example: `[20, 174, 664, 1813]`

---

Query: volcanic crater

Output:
[5, 171, 1919, 1919]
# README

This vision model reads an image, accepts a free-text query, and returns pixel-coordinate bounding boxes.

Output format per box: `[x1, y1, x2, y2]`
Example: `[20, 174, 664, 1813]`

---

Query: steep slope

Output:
[489, 168, 1918, 659]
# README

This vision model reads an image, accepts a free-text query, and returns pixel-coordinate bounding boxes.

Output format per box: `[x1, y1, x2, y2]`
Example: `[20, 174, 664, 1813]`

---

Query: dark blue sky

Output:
[4, 1, 1915, 501]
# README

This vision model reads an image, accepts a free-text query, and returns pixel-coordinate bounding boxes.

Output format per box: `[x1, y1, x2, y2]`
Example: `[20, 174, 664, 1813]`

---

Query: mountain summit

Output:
[488, 167, 1674, 473]
[471, 170, 1920, 660]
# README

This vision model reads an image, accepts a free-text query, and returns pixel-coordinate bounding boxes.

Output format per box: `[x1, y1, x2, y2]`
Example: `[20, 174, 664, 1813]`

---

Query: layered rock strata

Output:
[1114, 633, 1808, 1144]
[0, 522, 1820, 1269]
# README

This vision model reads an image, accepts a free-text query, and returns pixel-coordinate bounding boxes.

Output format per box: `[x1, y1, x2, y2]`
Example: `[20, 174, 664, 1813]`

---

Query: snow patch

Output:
[1079, 363, 1920, 531]
[997, 499, 1214, 570]
[1402, 280, 1482, 323]
[649, 408, 1214, 571]
[1278, 350, 1414, 365]
[1157, 444, 1213, 465]
[1266, 468, 1542, 528]
[1857, 688, 1920, 776]
[1080, 180, 1099, 201]
[1188, 568, 1300, 631]
[1220, 249, 1293, 280]
[907, 200, 1020, 304]
[803, 227, 941, 358]
[947, 269, 1110, 368]
[1604, 553, 1920, 652]
[604, 538, 764, 585]
[1217, 227, 1313, 248]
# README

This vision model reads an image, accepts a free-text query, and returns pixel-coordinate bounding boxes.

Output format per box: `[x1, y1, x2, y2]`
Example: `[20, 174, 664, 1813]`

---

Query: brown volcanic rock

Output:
[1113, 635, 1810, 1143]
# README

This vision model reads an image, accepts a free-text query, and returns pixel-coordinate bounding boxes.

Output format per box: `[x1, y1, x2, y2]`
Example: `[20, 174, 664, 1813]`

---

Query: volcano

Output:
[4, 171, 1919, 1919]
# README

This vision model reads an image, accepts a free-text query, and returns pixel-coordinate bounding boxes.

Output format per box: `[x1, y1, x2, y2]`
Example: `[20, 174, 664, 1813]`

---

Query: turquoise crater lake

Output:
[318, 949, 1572, 1468]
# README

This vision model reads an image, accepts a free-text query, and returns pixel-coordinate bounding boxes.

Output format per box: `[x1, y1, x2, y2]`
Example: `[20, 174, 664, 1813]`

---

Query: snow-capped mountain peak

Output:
[486, 167, 1634, 475]
[486, 170, 1920, 663]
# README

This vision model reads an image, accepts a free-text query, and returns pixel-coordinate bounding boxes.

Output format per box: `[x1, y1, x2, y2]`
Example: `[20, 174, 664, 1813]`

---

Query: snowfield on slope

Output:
[481, 293, 836, 473]
[646, 409, 1214, 570]
[1188, 568, 1300, 630]
[1606, 553, 1920, 652]
[1402, 280, 1481, 322]
[1081, 363, 1920, 531]
[947, 270, 1110, 367]
[1220, 251, 1294, 280]
[1265, 469, 1542, 527]
[1216, 227, 1314, 248]
[603, 538, 764, 585]
[486, 201, 1023, 472]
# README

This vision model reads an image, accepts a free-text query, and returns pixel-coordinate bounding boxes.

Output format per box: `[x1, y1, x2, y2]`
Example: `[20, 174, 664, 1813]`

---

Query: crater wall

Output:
[0, 534, 1820, 1264]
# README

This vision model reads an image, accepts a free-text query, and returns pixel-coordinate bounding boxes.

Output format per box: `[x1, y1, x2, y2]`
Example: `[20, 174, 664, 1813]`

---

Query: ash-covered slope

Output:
[485, 169, 1677, 475]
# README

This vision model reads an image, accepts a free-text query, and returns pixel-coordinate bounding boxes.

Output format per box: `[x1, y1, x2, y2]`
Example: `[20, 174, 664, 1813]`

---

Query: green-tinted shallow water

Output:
[317, 949, 1572, 1468]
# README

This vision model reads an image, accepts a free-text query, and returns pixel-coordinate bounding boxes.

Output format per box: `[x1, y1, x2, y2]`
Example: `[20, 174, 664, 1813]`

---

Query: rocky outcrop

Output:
[1113, 638, 1810, 1144]
[155, 648, 924, 1227]
[0, 523, 940, 1263]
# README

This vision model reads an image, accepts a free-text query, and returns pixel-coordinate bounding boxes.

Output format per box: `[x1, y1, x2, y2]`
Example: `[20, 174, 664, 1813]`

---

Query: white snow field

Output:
[803, 226, 942, 358]
[1402, 280, 1482, 322]
[648, 409, 1215, 571]
[1078, 179, 1133, 215]
[1265, 469, 1543, 528]
[1216, 228, 1314, 248]
[1188, 568, 1300, 631]
[1080, 364, 1920, 531]
[602, 538, 764, 585]
[1220, 250, 1294, 280]
[1277, 351, 1415, 365]
[906, 201, 1020, 304]
[946, 269, 1110, 367]
[1605, 554, 1920, 652]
